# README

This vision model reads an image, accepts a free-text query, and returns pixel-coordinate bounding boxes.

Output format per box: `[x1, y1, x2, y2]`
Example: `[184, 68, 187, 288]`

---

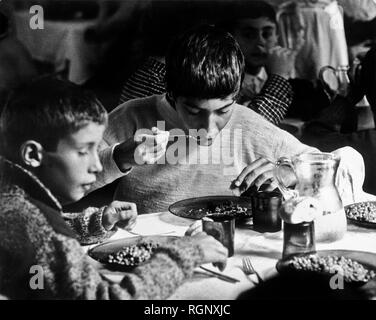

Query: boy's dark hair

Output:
[165, 24, 244, 99]
[217, 0, 277, 32]
[0, 77, 107, 160]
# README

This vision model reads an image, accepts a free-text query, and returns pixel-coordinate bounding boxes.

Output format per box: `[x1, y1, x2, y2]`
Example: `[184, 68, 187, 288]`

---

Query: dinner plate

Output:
[345, 201, 376, 229]
[276, 250, 376, 286]
[168, 196, 252, 221]
[88, 235, 179, 271]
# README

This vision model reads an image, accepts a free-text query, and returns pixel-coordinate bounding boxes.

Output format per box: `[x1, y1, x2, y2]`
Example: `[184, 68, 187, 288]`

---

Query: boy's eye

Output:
[262, 31, 274, 40]
[78, 149, 89, 156]
[217, 108, 230, 115]
[185, 106, 200, 115]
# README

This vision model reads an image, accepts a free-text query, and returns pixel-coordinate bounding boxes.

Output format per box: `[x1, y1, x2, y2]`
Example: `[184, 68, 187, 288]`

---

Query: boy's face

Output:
[174, 95, 235, 146]
[232, 17, 278, 72]
[38, 122, 105, 205]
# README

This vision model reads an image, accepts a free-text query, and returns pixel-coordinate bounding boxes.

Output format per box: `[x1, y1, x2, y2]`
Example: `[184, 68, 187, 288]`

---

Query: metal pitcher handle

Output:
[274, 157, 299, 200]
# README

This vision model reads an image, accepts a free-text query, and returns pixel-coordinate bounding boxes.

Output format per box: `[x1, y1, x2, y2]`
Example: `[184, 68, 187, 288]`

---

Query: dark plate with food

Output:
[345, 201, 376, 229]
[88, 235, 179, 271]
[276, 250, 376, 287]
[168, 196, 252, 223]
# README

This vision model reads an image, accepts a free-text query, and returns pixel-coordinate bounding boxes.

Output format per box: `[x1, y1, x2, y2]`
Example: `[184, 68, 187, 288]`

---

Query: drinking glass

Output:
[282, 221, 316, 259]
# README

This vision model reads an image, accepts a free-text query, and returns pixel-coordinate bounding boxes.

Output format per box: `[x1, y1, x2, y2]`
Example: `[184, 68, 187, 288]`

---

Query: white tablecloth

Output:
[14, 11, 100, 84]
[85, 211, 376, 300]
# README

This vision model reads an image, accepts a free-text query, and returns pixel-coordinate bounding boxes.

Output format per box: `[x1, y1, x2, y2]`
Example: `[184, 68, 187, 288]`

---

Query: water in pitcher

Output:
[276, 153, 347, 242]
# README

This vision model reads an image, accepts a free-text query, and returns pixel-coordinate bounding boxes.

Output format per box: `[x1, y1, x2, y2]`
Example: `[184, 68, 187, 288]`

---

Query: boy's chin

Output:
[199, 140, 213, 147]
[58, 192, 84, 206]
[197, 137, 214, 147]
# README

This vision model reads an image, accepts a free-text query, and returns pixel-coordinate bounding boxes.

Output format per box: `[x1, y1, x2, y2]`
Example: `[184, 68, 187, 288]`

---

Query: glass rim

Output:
[283, 220, 314, 227]
[250, 189, 282, 197]
[293, 152, 339, 163]
[203, 214, 236, 222]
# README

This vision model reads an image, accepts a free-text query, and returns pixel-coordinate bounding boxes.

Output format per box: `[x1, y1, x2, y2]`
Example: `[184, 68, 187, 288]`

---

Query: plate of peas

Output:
[88, 235, 179, 270]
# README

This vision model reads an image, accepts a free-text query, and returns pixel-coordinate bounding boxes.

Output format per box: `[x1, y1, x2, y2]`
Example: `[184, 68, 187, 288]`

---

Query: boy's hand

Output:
[102, 201, 138, 231]
[231, 158, 278, 195]
[188, 232, 228, 271]
[133, 127, 169, 164]
[266, 46, 296, 79]
[185, 220, 203, 236]
[113, 127, 169, 171]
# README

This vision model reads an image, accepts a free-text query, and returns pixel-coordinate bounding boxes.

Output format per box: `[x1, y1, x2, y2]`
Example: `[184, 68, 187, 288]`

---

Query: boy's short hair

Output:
[165, 24, 244, 99]
[1, 77, 107, 160]
[218, 0, 277, 31]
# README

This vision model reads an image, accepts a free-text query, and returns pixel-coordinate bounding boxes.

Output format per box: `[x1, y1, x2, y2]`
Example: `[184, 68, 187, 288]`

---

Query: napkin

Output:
[333, 146, 376, 206]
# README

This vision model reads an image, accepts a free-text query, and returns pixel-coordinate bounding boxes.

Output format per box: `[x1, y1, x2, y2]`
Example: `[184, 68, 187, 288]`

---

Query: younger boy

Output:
[0, 77, 227, 299]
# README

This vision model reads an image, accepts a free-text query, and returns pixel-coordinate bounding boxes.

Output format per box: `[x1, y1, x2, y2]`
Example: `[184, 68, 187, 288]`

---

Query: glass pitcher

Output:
[275, 152, 347, 242]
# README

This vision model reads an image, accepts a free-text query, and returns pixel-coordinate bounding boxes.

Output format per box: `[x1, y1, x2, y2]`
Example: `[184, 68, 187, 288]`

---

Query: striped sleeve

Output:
[247, 74, 293, 125]
[119, 58, 166, 104]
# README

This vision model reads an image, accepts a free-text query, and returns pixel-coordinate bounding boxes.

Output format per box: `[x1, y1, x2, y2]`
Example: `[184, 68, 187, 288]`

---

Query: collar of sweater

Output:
[0, 157, 62, 211]
[0, 157, 77, 239]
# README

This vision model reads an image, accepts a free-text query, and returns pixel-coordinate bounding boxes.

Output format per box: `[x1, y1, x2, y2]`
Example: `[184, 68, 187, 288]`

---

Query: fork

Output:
[126, 230, 176, 236]
[242, 256, 264, 283]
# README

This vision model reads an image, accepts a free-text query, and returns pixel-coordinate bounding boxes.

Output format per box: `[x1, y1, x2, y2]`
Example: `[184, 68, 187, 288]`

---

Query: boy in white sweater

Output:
[96, 24, 317, 213]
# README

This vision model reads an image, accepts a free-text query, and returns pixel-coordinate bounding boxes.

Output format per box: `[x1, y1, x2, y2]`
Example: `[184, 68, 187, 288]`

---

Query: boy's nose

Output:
[90, 153, 103, 174]
[203, 114, 218, 138]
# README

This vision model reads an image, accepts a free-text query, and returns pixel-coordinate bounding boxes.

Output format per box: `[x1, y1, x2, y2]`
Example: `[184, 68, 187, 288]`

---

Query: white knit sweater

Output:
[97, 94, 317, 213]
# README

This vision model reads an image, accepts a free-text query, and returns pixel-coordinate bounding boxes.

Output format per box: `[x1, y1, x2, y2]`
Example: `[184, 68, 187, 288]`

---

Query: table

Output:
[85, 211, 376, 300]
[14, 10, 101, 84]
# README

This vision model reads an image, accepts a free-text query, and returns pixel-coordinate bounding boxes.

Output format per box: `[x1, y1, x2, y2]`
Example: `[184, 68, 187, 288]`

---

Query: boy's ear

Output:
[20, 140, 44, 168]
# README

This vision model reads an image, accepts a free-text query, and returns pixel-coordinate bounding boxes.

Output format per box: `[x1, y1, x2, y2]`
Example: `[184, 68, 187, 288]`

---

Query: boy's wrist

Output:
[113, 140, 135, 172]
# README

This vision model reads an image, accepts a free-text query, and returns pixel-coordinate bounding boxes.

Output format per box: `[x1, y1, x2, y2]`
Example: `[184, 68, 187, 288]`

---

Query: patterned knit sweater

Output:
[0, 158, 204, 299]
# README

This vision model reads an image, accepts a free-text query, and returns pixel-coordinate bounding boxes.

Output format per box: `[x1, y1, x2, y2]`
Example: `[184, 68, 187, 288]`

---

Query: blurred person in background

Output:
[118, 0, 206, 104]
[301, 46, 376, 195]
[217, 0, 330, 124]
[84, 0, 150, 90]
[0, 3, 37, 114]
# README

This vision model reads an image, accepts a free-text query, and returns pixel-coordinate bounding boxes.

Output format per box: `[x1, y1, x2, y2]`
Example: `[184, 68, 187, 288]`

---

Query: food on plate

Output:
[187, 201, 251, 218]
[345, 202, 376, 223]
[288, 254, 376, 283]
[106, 242, 159, 267]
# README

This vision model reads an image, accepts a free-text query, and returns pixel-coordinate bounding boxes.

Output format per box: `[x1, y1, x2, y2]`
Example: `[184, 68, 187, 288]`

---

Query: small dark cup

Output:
[282, 221, 316, 259]
[251, 190, 282, 232]
[202, 215, 235, 257]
